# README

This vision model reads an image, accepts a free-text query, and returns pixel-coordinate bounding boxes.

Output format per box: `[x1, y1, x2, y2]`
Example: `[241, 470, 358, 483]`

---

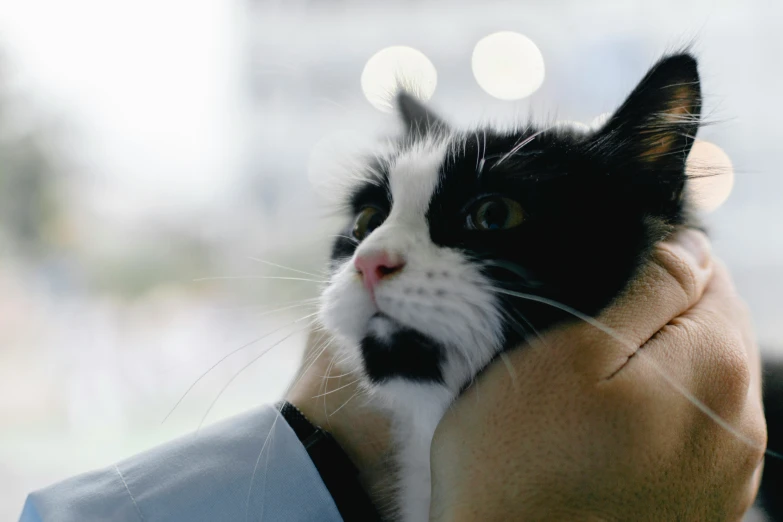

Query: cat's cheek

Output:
[319, 268, 376, 345]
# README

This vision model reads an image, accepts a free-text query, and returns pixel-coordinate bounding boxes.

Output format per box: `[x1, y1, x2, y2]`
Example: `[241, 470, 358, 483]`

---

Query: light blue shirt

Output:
[19, 405, 343, 522]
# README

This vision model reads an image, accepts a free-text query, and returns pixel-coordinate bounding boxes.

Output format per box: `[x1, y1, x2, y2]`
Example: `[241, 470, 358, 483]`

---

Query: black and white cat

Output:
[318, 53, 703, 521]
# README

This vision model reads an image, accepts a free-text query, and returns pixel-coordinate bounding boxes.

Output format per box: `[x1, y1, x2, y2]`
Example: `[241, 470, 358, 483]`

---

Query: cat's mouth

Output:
[359, 313, 445, 384]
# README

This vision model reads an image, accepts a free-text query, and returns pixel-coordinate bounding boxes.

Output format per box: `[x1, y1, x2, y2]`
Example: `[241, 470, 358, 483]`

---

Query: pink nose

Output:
[354, 251, 405, 291]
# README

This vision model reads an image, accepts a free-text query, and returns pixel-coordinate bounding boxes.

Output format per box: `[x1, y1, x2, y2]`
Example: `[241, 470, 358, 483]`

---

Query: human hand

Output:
[429, 230, 766, 521]
[285, 329, 393, 496]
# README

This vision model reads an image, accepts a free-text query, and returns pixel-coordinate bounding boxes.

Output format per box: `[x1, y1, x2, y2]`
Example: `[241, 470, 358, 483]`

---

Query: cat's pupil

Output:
[480, 201, 509, 229]
[352, 206, 387, 240]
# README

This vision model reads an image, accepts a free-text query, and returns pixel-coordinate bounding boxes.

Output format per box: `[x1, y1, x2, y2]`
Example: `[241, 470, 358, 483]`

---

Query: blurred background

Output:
[1, 0, 781, 519]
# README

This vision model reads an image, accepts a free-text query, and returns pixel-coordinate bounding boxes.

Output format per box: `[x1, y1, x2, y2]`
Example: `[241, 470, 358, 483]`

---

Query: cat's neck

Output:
[373, 381, 455, 522]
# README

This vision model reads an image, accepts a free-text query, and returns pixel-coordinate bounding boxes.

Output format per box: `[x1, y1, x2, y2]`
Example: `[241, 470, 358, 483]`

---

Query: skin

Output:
[287, 230, 766, 521]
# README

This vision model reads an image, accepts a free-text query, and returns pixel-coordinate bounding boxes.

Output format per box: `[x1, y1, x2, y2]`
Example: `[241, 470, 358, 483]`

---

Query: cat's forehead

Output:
[347, 125, 583, 217]
[384, 137, 450, 217]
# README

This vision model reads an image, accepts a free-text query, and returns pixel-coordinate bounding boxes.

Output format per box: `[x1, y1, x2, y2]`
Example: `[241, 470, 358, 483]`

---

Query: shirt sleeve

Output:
[19, 405, 344, 522]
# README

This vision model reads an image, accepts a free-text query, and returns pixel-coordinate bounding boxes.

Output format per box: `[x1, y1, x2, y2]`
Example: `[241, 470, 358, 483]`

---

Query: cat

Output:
[318, 52, 704, 521]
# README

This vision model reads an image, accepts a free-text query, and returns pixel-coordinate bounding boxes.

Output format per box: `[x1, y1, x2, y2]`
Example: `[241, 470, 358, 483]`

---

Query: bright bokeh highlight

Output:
[686, 140, 735, 212]
[471, 31, 545, 100]
[361, 46, 437, 112]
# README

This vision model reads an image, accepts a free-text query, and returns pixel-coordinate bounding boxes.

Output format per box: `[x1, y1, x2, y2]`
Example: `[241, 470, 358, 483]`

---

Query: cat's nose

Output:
[354, 251, 405, 291]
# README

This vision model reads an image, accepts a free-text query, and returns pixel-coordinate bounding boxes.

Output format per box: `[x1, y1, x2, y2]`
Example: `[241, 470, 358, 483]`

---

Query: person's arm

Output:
[20, 405, 343, 522]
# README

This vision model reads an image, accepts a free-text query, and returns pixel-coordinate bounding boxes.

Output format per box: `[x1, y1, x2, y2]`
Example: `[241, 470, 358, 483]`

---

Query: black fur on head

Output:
[327, 53, 702, 383]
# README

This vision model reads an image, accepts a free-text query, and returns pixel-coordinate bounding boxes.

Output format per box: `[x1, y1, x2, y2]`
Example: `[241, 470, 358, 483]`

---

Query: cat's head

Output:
[319, 53, 702, 395]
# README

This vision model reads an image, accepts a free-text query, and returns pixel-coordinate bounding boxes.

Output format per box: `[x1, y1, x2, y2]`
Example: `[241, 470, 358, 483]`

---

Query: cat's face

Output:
[319, 54, 702, 395]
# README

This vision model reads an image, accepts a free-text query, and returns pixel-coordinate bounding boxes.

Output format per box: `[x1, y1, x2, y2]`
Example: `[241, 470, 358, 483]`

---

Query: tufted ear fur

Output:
[395, 91, 449, 137]
[592, 53, 701, 204]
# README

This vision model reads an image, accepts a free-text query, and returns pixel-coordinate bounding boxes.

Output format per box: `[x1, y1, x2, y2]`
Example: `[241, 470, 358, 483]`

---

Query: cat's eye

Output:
[353, 206, 387, 240]
[466, 197, 525, 231]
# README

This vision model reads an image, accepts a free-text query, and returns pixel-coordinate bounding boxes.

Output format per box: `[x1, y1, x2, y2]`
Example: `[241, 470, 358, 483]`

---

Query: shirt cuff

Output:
[20, 405, 343, 522]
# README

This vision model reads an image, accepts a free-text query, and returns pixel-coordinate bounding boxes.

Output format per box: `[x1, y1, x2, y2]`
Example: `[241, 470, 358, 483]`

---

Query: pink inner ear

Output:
[637, 85, 698, 164]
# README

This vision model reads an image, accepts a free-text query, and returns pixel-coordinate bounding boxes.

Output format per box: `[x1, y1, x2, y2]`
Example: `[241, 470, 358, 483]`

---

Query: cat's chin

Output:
[358, 313, 446, 385]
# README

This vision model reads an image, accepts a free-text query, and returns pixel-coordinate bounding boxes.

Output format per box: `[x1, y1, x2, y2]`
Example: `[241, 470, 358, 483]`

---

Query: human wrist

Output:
[285, 330, 391, 494]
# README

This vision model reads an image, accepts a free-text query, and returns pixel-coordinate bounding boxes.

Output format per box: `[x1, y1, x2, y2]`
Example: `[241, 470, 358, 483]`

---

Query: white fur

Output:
[319, 136, 505, 521]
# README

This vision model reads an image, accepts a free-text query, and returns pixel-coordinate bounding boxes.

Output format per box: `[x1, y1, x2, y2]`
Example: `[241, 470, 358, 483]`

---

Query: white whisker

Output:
[197, 326, 311, 432]
[285, 335, 337, 397]
[498, 352, 519, 392]
[162, 312, 319, 424]
[492, 127, 550, 168]
[329, 388, 362, 417]
[252, 300, 319, 319]
[245, 411, 279, 521]
[193, 275, 328, 284]
[248, 257, 325, 278]
[311, 379, 360, 399]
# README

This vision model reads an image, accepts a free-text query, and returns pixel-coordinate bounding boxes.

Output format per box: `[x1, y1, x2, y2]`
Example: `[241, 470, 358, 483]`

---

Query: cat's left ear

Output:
[596, 53, 701, 174]
[395, 91, 449, 137]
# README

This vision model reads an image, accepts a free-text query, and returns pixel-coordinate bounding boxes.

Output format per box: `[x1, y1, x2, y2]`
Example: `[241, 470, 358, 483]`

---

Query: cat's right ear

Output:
[594, 53, 701, 174]
[395, 91, 448, 137]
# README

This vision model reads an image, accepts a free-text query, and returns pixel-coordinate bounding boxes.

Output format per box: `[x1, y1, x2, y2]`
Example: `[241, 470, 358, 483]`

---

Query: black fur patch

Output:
[330, 52, 702, 379]
[425, 53, 701, 348]
[360, 321, 444, 384]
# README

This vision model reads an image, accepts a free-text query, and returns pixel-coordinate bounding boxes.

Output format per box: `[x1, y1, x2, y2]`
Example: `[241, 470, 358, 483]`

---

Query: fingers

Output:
[641, 261, 759, 414]
[615, 257, 767, 469]
[545, 229, 714, 379]
[609, 229, 714, 347]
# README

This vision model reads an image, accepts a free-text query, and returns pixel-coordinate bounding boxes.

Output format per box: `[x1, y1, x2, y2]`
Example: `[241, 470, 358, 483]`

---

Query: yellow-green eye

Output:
[466, 197, 525, 231]
[353, 206, 386, 240]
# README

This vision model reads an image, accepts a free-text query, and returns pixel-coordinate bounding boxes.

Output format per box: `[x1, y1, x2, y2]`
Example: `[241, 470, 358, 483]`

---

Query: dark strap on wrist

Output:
[276, 401, 382, 522]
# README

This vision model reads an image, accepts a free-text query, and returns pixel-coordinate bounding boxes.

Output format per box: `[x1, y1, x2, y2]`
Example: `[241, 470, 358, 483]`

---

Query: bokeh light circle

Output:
[361, 46, 437, 112]
[472, 31, 545, 100]
[686, 140, 735, 213]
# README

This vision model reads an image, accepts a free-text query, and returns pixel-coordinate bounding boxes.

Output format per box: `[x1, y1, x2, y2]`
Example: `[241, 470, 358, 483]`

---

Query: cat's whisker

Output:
[251, 299, 319, 319]
[498, 352, 520, 392]
[247, 257, 326, 278]
[496, 307, 533, 341]
[311, 378, 360, 399]
[329, 388, 362, 417]
[321, 352, 340, 429]
[317, 96, 349, 111]
[245, 409, 280, 521]
[285, 334, 337, 398]
[193, 275, 328, 284]
[197, 326, 312, 432]
[474, 131, 481, 171]
[206, 297, 319, 315]
[496, 303, 550, 351]
[477, 128, 487, 175]
[331, 234, 359, 244]
[162, 311, 320, 424]
[320, 369, 354, 379]
[492, 127, 549, 168]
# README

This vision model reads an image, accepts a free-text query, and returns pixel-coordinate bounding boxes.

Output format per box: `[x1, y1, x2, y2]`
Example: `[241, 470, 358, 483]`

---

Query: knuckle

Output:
[652, 247, 699, 305]
[747, 427, 768, 469]
[682, 307, 752, 412]
[712, 332, 752, 408]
